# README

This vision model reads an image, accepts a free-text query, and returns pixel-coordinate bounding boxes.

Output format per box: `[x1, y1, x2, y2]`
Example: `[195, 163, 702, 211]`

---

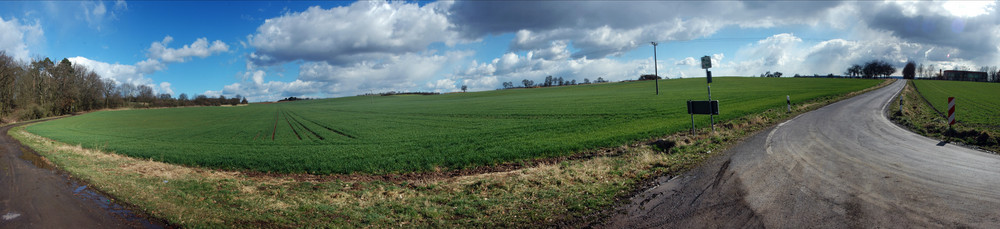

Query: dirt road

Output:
[0, 120, 161, 228]
[603, 80, 1000, 228]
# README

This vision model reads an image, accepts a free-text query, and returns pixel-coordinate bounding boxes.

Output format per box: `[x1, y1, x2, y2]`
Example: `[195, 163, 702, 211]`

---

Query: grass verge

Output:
[10, 79, 893, 227]
[888, 80, 999, 153]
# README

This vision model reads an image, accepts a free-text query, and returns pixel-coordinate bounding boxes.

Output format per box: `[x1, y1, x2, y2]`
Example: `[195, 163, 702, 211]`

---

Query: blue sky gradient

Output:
[0, 1, 996, 101]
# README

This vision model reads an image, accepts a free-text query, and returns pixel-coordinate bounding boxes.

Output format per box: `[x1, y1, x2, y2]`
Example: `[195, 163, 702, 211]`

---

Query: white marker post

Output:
[787, 95, 791, 112]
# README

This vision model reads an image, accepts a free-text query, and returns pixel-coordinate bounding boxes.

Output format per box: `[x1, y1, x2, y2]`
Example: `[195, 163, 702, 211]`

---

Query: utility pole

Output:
[652, 42, 659, 95]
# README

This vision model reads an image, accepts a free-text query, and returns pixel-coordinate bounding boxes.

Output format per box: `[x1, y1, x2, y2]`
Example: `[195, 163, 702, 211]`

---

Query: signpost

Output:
[948, 97, 956, 126]
[685, 55, 719, 134]
[702, 56, 715, 132]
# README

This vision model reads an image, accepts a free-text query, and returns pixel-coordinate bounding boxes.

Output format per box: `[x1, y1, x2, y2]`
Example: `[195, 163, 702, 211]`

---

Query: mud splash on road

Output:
[600, 156, 765, 228]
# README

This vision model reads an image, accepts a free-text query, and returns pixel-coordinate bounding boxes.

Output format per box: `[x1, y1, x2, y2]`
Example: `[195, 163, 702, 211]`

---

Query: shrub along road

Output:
[0, 120, 159, 228]
[603, 80, 1000, 227]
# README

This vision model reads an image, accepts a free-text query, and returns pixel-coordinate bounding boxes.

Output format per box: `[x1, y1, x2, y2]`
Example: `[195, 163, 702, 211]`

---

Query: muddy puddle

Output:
[9, 133, 165, 228]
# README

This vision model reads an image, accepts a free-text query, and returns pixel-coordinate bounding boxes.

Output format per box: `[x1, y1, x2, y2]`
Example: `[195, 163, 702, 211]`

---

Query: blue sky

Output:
[0, 1, 997, 101]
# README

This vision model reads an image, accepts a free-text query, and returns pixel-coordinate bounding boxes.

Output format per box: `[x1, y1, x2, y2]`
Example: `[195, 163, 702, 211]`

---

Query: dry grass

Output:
[889, 80, 999, 153]
[13, 125, 669, 227]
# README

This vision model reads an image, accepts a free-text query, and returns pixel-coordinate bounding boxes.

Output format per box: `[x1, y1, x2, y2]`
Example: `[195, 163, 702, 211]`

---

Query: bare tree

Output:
[903, 61, 916, 79]
[0, 51, 18, 117]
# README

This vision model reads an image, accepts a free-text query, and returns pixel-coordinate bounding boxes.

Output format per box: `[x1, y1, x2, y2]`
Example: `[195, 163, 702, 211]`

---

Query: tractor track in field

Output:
[288, 110, 356, 139]
[281, 110, 303, 140]
[272, 111, 279, 140]
[284, 111, 325, 141]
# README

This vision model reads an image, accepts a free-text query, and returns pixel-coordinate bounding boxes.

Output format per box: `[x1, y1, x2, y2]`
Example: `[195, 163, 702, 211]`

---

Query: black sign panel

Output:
[687, 100, 719, 115]
[707, 70, 712, 84]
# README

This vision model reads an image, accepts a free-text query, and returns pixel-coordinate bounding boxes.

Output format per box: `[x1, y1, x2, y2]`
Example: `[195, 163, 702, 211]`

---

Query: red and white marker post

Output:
[947, 97, 956, 127]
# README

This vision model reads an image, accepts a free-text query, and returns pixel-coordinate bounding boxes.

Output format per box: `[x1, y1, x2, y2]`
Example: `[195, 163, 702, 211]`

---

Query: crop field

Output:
[27, 77, 880, 174]
[913, 80, 1000, 126]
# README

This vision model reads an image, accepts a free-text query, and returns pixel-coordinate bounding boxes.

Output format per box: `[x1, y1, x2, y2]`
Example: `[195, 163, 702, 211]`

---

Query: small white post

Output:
[786, 95, 791, 112]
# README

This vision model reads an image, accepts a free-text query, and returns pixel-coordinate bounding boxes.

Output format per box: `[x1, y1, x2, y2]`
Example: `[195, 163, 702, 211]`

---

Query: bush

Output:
[14, 104, 51, 121]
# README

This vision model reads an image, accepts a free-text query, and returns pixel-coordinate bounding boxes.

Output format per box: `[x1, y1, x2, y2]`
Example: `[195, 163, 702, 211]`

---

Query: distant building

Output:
[942, 70, 988, 82]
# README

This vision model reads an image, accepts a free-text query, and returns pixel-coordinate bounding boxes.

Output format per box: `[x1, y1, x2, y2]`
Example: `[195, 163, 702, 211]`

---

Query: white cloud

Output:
[113, 0, 127, 11]
[452, 1, 841, 59]
[455, 52, 657, 90]
[80, 0, 126, 31]
[68, 56, 174, 95]
[0, 16, 43, 62]
[66, 35, 230, 96]
[247, 0, 458, 66]
[709, 33, 971, 77]
[148, 36, 229, 63]
[218, 76, 323, 102]
[135, 59, 164, 74]
[427, 79, 458, 93]
[158, 82, 174, 95]
[219, 51, 472, 101]
[92, 1, 106, 17]
[943, 1, 996, 18]
[68, 56, 150, 86]
[509, 18, 722, 59]
[676, 57, 698, 66]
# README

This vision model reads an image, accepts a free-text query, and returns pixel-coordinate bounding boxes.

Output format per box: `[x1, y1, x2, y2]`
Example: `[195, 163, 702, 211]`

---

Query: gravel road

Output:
[0, 120, 161, 228]
[603, 80, 1000, 228]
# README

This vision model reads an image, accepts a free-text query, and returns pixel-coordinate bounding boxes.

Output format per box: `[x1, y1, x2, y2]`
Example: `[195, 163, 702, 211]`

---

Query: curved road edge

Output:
[601, 80, 1000, 228]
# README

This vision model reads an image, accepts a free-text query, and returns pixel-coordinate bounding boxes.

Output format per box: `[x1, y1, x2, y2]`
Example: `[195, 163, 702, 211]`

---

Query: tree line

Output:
[500, 75, 607, 89]
[0, 51, 246, 123]
[844, 60, 897, 78]
[847, 60, 1000, 82]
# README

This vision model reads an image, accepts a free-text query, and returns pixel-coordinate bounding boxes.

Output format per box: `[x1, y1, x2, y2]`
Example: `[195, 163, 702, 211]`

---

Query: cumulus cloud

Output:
[247, 0, 457, 67]
[158, 82, 174, 95]
[507, 18, 721, 59]
[427, 79, 458, 93]
[218, 70, 322, 102]
[455, 51, 658, 91]
[676, 57, 698, 66]
[68, 35, 231, 96]
[851, 1, 1000, 64]
[0, 16, 43, 61]
[220, 51, 472, 101]
[712, 33, 973, 77]
[148, 36, 229, 63]
[68, 56, 176, 94]
[452, 1, 840, 59]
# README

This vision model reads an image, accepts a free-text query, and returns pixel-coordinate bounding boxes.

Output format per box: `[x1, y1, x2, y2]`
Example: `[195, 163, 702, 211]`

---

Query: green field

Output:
[913, 80, 1000, 126]
[27, 77, 880, 174]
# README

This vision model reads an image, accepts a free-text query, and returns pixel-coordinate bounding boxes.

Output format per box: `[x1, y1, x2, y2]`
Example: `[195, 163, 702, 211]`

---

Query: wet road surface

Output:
[604, 80, 1000, 228]
[0, 120, 162, 228]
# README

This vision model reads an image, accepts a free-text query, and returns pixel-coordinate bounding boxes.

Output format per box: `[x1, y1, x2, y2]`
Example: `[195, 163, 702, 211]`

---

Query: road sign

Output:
[687, 100, 719, 115]
[701, 56, 712, 69]
[687, 100, 719, 134]
[948, 97, 956, 126]
[706, 70, 712, 83]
